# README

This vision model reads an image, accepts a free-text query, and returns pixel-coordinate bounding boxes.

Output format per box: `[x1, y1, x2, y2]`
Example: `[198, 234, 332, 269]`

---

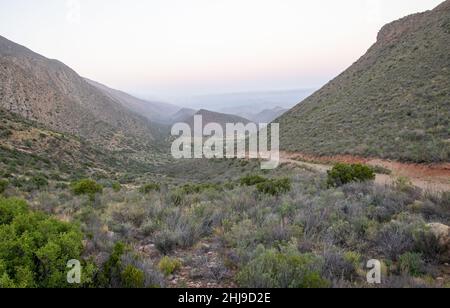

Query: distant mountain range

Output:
[277, 1, 450, 163]
[172, 89, 315, 115]
[237, 107, 289, 124]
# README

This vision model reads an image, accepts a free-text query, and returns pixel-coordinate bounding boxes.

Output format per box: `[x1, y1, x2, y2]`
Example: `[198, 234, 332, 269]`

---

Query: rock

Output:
[200, 243, 211, 251]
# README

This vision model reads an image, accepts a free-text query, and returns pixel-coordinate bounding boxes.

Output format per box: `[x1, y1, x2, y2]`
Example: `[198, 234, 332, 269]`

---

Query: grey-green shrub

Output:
[237, 245, 329, 288]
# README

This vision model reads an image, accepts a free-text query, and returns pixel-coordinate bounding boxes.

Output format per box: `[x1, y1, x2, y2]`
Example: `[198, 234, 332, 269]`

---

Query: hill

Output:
[86, 79, 180, 124]
[183, 109, 252, 130]
[249, 107, 288, 123]
[170, 107, 197, 124]
[0, 108, 153, 181]
[0, 35, 166, 157]
[277, 1, 450, 163]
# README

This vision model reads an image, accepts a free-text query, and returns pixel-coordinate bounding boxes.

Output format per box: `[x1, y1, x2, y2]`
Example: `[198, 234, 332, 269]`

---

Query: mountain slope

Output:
[184, 109, 252, 130]
[0, 107, 153, 180]
[0, 35, 166, 156]
[249, 107, 288, 123]
[170, 108, 197, 124]
[86, 79, 180, 124]
[277, 1, 450, 163]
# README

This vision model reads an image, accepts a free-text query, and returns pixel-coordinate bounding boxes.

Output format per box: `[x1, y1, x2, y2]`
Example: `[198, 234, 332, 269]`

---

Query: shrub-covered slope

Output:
[278, 2, 450, 162]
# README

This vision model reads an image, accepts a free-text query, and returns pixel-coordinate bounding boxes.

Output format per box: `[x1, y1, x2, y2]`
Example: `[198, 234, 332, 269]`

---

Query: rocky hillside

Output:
[277, 1, 450, 163]
[0, 108, 153, 180]
[86, 79, 180, 124]
[0, 35, 166, 155]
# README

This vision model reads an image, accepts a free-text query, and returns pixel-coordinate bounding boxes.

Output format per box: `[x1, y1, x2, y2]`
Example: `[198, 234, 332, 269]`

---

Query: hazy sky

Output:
[0, 0, 443, 99]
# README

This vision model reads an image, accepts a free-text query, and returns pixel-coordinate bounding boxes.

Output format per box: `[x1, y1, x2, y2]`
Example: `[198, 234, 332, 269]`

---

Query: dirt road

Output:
[279, 152, 450, 193]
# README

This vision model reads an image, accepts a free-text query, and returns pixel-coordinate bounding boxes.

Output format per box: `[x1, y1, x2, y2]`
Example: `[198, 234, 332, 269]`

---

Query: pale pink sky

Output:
[0, 0, 443, 99]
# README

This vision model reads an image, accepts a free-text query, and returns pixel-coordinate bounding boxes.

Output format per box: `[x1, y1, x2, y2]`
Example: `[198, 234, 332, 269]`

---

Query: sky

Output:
[0, 0, 444, 100]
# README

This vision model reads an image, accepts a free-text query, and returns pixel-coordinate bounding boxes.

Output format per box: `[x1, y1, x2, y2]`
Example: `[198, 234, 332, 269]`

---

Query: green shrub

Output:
[112, 182, 122, 192]
[97, 242, 126, 287]
[256, 178, 292, 196]
[398, 253, 425, 277]
[327, 163, 375, 187]
[121, 265, 145, 288]
[394, 176, 414, 192]
[0, 198, 91, 288]
[31, 175, 48, 189]
[154, 230, 179, 255]
[237, 246, 329, 288]
[240, 174, 267, 186]
[139, 183, 160, 194]
[0, 180, 8, 194]
[71, 179, 103, 196]
[158, 256, 182, 276]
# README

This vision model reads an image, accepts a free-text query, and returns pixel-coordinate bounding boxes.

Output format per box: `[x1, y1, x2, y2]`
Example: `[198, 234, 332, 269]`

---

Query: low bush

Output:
[112, 182, 122, 192]
[240, 174, 267, 186]
[158, 256, 182, 276]
[236, 245, 329, 288]
[256, 178, 292, 196]
[139, 183, 160, 194]
[0, 180, 8, 194]
[121, 264, 145, 288]
[154, 230, 179, 255]
[97, 242, 163, 288]
[31, 175, 48, 189]
[71, 179, 103, 196]
[327, 163, 375, 187]
[398, 253, 425, 277]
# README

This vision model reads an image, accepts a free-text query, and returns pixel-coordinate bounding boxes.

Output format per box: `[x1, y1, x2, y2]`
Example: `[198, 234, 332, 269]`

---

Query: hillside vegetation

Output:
[0, 35, 167, 159]
[278, 2, 450, 163]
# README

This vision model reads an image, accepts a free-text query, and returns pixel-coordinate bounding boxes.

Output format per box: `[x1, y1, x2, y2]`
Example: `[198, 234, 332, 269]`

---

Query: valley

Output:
[0, 0, 449, 290]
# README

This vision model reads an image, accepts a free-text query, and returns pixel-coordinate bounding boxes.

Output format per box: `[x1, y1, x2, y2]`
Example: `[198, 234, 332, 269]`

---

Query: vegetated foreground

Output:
[1, 158, 449, 288]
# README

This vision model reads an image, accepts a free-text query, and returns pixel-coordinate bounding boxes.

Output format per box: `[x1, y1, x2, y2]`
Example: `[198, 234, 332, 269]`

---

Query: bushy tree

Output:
[0, 198, 92, 288]
[327, 163, 375, 187]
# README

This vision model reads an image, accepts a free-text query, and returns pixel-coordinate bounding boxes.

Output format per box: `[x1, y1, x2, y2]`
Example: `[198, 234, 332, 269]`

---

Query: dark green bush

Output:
[256, 178, 292, 196]
[139, 183, 160, 194]
[0, 198, 91, 288]
[327, 163, 375, 187]
[71, 179, 103, 196]
[237, 246, 329, 288]
[112, 182, 122, 192]
[240, 174, 267, 186]
[31, 175, 48, 189]
[98, 242, 161, 288]
[398, 253, 425, 277]
[0, 180, 8, 194]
